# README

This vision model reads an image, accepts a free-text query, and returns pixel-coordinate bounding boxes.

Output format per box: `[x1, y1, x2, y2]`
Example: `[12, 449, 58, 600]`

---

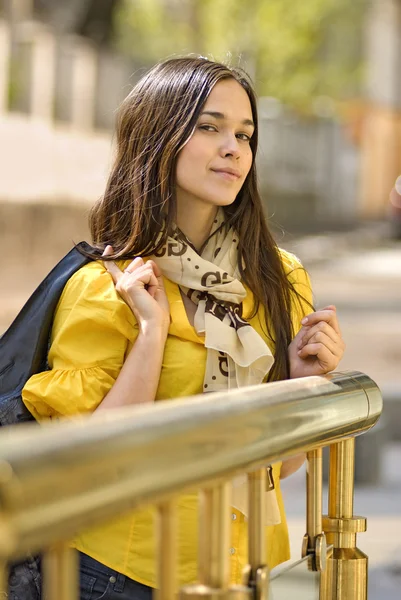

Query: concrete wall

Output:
[0, 114, 113, 203]
[0, 113, 114, 334]
[1, 201, 91, 333]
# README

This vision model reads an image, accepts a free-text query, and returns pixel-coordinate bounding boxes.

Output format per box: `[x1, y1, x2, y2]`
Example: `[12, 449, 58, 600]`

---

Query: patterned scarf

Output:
[152, 209, 281, 525]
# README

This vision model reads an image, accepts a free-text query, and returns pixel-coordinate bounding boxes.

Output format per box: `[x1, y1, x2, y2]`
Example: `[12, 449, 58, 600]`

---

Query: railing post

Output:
[42, 543, 78, 600]
[156, 499, 177, 600]
[302, 449, 327, 571]
[242, 469, 270, 600]
[180, 482, 231, 599]
[320, 439, 368, 600]
[198, 484, 231, 589]
[0, 561, 7, 598]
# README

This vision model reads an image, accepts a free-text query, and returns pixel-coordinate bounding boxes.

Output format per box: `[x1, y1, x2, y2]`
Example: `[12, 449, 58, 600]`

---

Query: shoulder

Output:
[63, 259, 131, 298]
[277, 248, 306, 276]
[56, 259, 135, 328]
[277, 248, 313, 307]
[66, 259, 106, 287]
[60, 261, 110, 306]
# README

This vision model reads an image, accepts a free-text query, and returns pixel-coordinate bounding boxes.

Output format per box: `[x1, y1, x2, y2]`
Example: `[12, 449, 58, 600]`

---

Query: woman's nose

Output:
[219, 135, 241, 159]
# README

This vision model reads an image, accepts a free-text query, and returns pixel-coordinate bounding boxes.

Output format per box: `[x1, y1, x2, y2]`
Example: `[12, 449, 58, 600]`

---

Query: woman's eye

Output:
[236, 133, 251, 142]
[199, 124, 217, 132]
[198, 125, 251, 141]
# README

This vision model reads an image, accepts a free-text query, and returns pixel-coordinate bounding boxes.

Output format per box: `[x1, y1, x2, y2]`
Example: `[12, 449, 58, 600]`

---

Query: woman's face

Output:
[175, 78, 254, 212]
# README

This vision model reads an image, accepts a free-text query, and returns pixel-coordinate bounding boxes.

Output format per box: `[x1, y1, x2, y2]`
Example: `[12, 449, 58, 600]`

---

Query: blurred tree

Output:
[115, 0, 367, 111]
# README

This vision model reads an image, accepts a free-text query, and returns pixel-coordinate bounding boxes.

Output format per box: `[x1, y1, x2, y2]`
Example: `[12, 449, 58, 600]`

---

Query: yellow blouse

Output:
[22, 249, 312, 588]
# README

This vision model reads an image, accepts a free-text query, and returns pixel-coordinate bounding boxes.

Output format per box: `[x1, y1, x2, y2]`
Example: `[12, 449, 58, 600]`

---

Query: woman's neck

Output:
[175, 202, 218, 253]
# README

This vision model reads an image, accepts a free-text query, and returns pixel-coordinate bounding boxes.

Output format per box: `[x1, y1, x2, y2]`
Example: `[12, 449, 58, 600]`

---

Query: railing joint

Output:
[238, 563, 269, 600]
[322, 515, 367, 534]
[301, 532, 327, 572]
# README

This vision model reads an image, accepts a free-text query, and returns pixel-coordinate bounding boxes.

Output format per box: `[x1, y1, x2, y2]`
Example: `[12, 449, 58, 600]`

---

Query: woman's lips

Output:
[211, 169, 241, 181]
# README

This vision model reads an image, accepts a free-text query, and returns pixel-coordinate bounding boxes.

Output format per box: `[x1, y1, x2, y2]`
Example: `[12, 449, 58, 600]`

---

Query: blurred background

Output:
[0, 0, 400, 597]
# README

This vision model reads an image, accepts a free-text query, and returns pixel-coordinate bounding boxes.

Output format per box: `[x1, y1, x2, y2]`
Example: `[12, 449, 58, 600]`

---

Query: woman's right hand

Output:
[102, 246, 170, 334]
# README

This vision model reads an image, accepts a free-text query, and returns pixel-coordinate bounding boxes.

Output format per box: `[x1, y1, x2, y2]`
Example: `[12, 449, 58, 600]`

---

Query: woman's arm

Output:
[280, 453, 306, 479]
[284, 307, 344, 477]
[95, 325, 167, 411]
[96, 248, 170, 412]
[22, 254, 170, 420]
[282, 264, 345, 478]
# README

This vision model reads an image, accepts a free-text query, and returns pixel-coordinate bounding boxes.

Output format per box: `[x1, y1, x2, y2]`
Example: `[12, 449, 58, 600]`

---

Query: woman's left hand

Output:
[288, 305, 345, 378]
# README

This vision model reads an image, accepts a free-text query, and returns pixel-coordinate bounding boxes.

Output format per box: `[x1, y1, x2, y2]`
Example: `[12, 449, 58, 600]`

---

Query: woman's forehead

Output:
[202, 79, 254, 122]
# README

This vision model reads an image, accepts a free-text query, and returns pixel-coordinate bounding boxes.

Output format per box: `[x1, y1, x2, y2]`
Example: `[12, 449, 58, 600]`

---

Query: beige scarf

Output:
[153, 210, 281, 525]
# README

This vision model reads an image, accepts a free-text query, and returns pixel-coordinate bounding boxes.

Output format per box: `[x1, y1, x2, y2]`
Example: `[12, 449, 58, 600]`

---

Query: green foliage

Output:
[114, 0, 367, 110]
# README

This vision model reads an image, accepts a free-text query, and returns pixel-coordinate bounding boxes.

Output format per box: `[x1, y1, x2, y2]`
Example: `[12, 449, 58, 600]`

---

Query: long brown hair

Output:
[86, 56, 310, 381]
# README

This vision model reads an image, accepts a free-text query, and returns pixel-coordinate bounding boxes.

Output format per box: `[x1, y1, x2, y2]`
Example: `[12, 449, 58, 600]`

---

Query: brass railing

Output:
[0, 371, 382, 599]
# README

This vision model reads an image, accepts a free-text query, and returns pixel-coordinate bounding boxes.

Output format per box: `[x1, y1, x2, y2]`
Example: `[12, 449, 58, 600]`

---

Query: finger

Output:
[124, 262, 158, 283]
[145, 268, 160, 298]
[147, 260, 163, 280]
[119, 264, 159, 294]
[291, 326, 305, 347]
[301, 307, 341, 335]
[300, 321, 341, 348]
[301, 307, 337, 326]
[138, 267, 159, 297]
[298, 343, 338, 371]
[102, 246, 124, 284]
[146, 260, 166, 298]
[300, 331, 342, 357]
[124, 256, 144, 274]
[102, 245, 114, 257]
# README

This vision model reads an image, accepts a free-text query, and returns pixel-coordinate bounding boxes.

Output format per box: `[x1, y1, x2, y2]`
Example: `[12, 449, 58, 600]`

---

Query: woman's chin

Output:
[202, 194, 238, 208]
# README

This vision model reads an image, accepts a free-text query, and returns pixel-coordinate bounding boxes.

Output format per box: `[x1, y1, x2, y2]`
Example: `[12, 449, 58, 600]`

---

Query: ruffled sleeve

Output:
[22, 261, 138, 420]
[279, 249, 314, 336]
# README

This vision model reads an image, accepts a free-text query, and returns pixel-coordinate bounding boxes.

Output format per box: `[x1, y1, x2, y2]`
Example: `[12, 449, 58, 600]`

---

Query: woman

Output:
[22, 57, 345, 599]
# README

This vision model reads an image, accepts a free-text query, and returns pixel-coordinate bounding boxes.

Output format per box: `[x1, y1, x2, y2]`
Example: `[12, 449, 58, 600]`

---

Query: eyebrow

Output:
[200, 111, 255, 129]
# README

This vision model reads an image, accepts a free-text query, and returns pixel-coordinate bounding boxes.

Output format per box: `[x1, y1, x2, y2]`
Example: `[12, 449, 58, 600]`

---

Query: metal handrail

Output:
[0, 370, 383, 599]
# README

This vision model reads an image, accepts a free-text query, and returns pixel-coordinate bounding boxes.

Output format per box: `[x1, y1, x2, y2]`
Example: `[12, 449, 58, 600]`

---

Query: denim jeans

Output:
[79, 552, 153, 600]
[7, 555, 41, 600]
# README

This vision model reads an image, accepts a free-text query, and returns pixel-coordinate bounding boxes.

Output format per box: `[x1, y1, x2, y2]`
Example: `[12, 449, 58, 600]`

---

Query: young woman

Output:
[22, 57, 345, 599]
